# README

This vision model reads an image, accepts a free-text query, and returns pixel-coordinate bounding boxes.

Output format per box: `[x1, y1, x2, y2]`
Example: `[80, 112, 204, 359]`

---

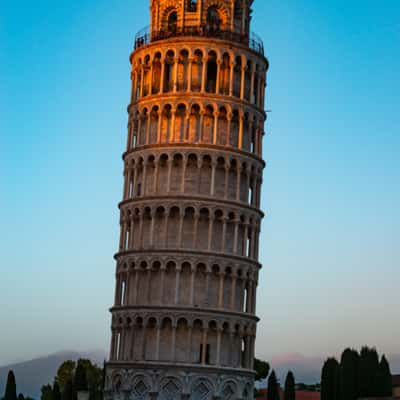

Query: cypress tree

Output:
[17, 394, 25, 400]
[321, 358, 340, 400]
[377, 355, 392, 397]
[358, 346, 379, 397]
[4, 371, 17, 400]
[53, 382, 62, 400]
[340, 348, 359, 400]
[284, 371, 295, 400]
[267, 370, 280, 400]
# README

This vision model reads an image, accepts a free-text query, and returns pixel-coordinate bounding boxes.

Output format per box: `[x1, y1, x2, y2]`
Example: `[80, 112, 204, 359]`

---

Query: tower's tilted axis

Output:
[104, 1, 269, 399]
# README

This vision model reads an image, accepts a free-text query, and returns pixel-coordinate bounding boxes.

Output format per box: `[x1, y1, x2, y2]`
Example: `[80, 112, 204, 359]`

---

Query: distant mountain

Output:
[0, 350, 107, 399]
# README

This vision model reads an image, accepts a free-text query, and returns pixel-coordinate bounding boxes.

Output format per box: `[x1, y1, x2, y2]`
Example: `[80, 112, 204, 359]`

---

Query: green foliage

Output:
[56, 362, 76, 392]
[4, 371, 17, 400]
[40, 385, 53, 400]
[267, 370, 280, 400]
[321, 358, 340, 400]
[340, 348, 359, 400]
[284, 371, 295, 400]
[254, 358, 270, 381]
[17, 394, 24, 400]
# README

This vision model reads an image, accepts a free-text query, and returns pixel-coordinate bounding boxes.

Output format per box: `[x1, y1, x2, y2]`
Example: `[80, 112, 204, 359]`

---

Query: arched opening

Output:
[206, 51, 217, 93]
[220, 53, 231, 95]
[191, 50, 203, 92]
[163, 50, 175, 93]
[177, 49, 189, 91]
[187, 0, 197, 12]
[152, 52, 162, 94]
[167, 11, 178, 33]
[188, 104, 201, 142]
[233, 56, 242, 97]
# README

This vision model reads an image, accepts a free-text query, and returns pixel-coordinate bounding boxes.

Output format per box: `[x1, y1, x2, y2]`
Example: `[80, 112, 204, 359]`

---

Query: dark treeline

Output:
[321, 346, 392, 400]
[41, 359, 104, 400]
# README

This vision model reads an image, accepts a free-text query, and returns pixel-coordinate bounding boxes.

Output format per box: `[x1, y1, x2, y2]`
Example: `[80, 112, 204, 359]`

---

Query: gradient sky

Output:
[1, 0, 399, 367]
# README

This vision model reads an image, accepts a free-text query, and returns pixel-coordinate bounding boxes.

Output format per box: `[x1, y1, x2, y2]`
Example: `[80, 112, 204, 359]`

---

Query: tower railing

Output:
[134, 25, 264, 56]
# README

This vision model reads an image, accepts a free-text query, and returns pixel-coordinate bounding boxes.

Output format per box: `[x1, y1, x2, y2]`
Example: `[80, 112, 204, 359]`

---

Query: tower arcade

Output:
[104, 1, 269, 399]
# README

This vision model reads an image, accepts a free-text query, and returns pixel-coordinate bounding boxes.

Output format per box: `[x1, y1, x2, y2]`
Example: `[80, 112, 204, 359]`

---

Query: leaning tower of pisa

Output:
[104, 1, 269, 399]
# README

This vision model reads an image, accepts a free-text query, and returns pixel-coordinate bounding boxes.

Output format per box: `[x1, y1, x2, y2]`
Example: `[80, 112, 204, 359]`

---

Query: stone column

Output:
[164, 209, 170, 248]
[230, 273, 237, 310]
[226, 112, 232, 146]
[187, 58, 193, 91]
[173, 58, 179, 92]
[170, 107, 176, 142]
[224, 165, 230, 199]
[216, 60, 221, 95]
[213, 111, 219, 144]
[160, 266, 166, 304]
[171, 322, 177, 361]
[236, 164, 242, 202]
[181, 157, 187, 192]
[157, 111, 162, 143]
[207, 214, 214, 251]
[250, 62, 256, 103]
[139, 66, 145, 97]
[189, 265, 196, 305]
[159, 61, 165, 94]
[166, 159, 173, 193]
[221, 216, 228, 253]
[152, 159, 159, 194]
[238, 112, 244, 150]
[141, 162, 147, 197]
[218, 272, 224, 308]
[177, 210, 185, 248]
[133, 267, 139, 305]
[210, 160, 217, 196]
[229, 61, 235, 96]
[216, 328, 222, 365]
[192, 210, 199, 248]
[233, 218, 240, 254]
[201, 327, 208, 364]
[149, 210, 156, 247]
[240, 66, 246, 100]
[201, 58, 207, 93]
[174, 266, 181, 304]
[155, 323, 161, 360]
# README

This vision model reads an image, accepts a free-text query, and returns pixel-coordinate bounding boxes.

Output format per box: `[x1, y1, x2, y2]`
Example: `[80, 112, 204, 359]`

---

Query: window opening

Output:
[168, 12, 178, 33]
[187, 0, 197, 12]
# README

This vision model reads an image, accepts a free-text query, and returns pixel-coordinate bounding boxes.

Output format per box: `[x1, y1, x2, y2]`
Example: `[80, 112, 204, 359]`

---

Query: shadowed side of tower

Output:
[104, 1, 269, 399]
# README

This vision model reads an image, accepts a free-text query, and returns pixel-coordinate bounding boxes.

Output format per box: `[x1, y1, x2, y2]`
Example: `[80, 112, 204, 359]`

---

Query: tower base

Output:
[104, 362, 255, 400]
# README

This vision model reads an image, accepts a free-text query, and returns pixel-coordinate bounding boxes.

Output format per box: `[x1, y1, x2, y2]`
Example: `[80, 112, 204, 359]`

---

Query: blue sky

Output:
[0, 0, 399, 367]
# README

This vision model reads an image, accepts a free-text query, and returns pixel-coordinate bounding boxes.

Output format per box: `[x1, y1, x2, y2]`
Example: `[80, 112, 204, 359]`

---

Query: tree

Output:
[41, 385, 53, 400]
[374, 355, 392, 397]
[254, 358, 270, 382]
[267, 370, 280, 400]
[74, 363, 88, 392]
[321, 358, 340, 400]
[18, 394, 25, 400]
[340, 348, 359, 400]
[358, 346, 379, 397]
[56, 361, 76, 392]
[284, 371, 295, 400]
[53, 382, 62, 400]
[62, 381, 73, 400]
[4, 371, 17, 400]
